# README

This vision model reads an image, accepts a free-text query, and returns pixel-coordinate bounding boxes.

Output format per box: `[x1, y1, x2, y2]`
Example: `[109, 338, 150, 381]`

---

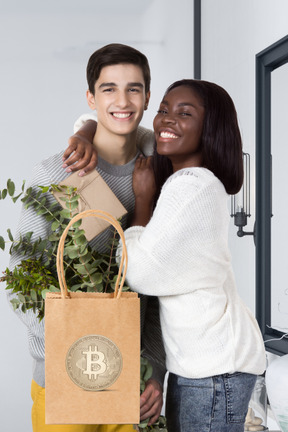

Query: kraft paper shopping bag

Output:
[45, 210, 140, 424]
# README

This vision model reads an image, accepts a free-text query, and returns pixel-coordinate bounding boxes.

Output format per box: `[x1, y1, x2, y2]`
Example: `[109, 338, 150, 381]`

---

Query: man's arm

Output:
[62, 111, 154, 176]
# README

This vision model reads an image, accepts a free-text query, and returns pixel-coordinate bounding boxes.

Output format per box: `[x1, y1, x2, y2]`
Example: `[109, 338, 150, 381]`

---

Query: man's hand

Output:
[140, 378, 163, 426]
[62, 134, 97, 176]
[62, 119, 97, 176]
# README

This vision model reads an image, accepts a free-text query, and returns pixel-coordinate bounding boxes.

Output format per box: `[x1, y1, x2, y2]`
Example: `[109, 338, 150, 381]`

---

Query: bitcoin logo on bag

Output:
[66, 335, 123, 391]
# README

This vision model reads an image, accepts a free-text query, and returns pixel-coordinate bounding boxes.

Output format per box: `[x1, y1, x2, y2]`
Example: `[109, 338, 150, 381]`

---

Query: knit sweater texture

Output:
[9, 125, 166, 388]
[118, 167, 266, 379]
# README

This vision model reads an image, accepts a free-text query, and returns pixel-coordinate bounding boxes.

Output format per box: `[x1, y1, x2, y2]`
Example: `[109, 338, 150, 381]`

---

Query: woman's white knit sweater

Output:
[118, 167, 266, 379]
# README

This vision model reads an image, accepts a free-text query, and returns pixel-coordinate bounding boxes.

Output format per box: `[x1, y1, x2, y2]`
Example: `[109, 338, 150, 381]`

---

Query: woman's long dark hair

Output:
[153, 79, 244, 200]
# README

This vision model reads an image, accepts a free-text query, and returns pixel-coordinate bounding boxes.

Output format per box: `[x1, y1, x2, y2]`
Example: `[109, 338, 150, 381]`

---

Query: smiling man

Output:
[9, 44, 166, 432]
[86, 62, 149, 165]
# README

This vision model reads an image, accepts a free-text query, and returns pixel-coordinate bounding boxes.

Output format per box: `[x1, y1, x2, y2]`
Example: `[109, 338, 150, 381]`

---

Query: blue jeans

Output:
[165, 372, 257, 432]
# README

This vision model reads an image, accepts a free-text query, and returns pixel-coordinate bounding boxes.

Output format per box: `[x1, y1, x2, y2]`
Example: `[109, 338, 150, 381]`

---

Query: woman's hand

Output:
[131, 155, 156, 227]
[62, 120, 97, 176]
[133, 155, 156, 201]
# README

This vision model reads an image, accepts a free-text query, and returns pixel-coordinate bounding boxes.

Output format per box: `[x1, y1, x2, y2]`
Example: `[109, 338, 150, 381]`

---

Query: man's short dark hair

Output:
[87, 43, 151, 95]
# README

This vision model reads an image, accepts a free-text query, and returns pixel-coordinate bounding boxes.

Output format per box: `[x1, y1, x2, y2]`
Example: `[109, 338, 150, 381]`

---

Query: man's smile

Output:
[112, 112, 133, 119]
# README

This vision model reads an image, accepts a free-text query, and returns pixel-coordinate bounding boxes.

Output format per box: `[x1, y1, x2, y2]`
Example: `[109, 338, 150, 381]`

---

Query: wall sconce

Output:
[230, 152, 255, 239]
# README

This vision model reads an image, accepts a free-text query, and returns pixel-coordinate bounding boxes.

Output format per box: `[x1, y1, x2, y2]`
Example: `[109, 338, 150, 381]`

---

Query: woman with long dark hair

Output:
[118, 79, 266, 432]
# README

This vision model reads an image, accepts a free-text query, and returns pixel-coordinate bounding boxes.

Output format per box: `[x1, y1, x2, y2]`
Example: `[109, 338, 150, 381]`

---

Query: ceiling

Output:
[0, 0, 155, 15]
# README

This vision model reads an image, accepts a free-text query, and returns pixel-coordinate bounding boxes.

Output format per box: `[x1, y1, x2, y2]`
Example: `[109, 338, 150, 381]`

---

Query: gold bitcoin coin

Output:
[66, 335, 123, 391]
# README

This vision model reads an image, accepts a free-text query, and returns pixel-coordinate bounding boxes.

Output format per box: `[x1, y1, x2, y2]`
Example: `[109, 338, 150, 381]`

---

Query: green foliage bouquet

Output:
[0, 179, 167, 432]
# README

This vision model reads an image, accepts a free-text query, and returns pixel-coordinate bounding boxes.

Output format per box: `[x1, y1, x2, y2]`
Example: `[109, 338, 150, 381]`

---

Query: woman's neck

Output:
[171, 153, 204, 173]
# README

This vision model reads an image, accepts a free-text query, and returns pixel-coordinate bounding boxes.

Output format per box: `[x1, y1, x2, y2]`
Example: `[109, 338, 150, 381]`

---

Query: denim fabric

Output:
[165, 372, 257, 432]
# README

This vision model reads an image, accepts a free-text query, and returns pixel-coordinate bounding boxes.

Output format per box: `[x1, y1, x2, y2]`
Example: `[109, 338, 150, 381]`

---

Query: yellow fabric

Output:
[31, 380, 135, 432]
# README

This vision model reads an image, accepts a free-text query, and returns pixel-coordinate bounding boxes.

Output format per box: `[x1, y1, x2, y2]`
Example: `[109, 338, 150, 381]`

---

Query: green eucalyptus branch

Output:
[1, 258, 59, 321]
[0, 180, 125, 300]
[0, 179, 166, 432]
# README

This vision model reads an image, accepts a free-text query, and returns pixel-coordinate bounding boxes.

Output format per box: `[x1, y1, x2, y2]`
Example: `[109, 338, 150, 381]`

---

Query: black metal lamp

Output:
[231, 152, 255, 239]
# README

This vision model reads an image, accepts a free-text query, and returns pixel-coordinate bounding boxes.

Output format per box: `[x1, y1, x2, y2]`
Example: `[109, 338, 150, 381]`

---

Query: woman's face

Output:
[153, 85, 205, 171]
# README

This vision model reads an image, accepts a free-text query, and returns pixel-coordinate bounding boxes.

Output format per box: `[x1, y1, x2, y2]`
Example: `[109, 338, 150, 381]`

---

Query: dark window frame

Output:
[256, 34, 288, 355]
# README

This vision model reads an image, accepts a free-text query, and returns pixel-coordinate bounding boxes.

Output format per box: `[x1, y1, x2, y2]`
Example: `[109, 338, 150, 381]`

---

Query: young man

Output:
[9, 44, 166, 432]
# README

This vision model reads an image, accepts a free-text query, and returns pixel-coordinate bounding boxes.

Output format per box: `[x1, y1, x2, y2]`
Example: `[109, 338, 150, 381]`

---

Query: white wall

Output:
[2, 1, 286, 430]
[201, 0, 288, 315]
[0, 1, 193, 430]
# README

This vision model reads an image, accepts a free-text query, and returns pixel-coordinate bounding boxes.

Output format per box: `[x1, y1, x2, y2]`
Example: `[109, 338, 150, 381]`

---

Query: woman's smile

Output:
[158, 129, 179, 139]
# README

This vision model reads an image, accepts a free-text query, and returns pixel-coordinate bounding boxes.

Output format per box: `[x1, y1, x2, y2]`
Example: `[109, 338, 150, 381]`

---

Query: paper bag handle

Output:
[56, 209, 128, 300]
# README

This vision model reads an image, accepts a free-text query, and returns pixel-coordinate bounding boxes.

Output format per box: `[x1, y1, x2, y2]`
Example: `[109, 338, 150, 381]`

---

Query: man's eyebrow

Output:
[98, 82, 144, 89]
[98, 82, 117, 89]
[127, 82, 144, 88]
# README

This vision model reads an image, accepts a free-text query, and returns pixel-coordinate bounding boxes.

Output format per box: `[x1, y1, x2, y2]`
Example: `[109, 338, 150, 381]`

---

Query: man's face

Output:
[87, 63, 150, 137]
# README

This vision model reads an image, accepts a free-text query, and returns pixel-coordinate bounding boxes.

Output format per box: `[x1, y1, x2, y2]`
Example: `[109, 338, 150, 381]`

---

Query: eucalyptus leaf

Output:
[48, 233, 60, 242]
[75, 252, 93, 265]
[64, 245, 79, 259]
[73, 264, 89, 275]
[37, 240, 48, 252]
[41, 289, 49, 299]
[73, 234, 87, 246]
[45, 214, 56, 222]
[66, 200, 78, 210]
[50, 183, 62, 192]
[12, 192, 23, 203]
[17, 293, 26, 303]
[26, 232, 33, 241]
[90, 273, 103, 284]
[71, 230, 86, 240]
[39, 186, 50, 193]
[7, 229, 14, 242]
[7, 179, 15, 196]
[0, 236, 5, 251]
[60, 209, 72, 219]
[69, 284, 83, 292]
[30, 290, 38, 301]
[36, 208, 48, 216]
[10, 298, 20, 307]
[71, 219, 82, 229]
[67, 194, 80, 203]
[51, 221, 60, 231]
[48, 285, 60, 292]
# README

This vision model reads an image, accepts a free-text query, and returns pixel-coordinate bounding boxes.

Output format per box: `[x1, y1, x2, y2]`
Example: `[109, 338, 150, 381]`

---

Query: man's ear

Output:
[86, 90, 96, 110]
[144, 91, 151, 110]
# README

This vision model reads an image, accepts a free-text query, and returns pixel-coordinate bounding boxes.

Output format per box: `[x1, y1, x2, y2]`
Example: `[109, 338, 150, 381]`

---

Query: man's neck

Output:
[93, 128, 138, 165]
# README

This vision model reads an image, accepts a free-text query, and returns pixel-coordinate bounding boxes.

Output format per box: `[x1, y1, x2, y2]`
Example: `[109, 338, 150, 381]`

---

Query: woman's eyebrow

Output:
[178, 102, 196, 107]
[161, 99, 199, 109]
